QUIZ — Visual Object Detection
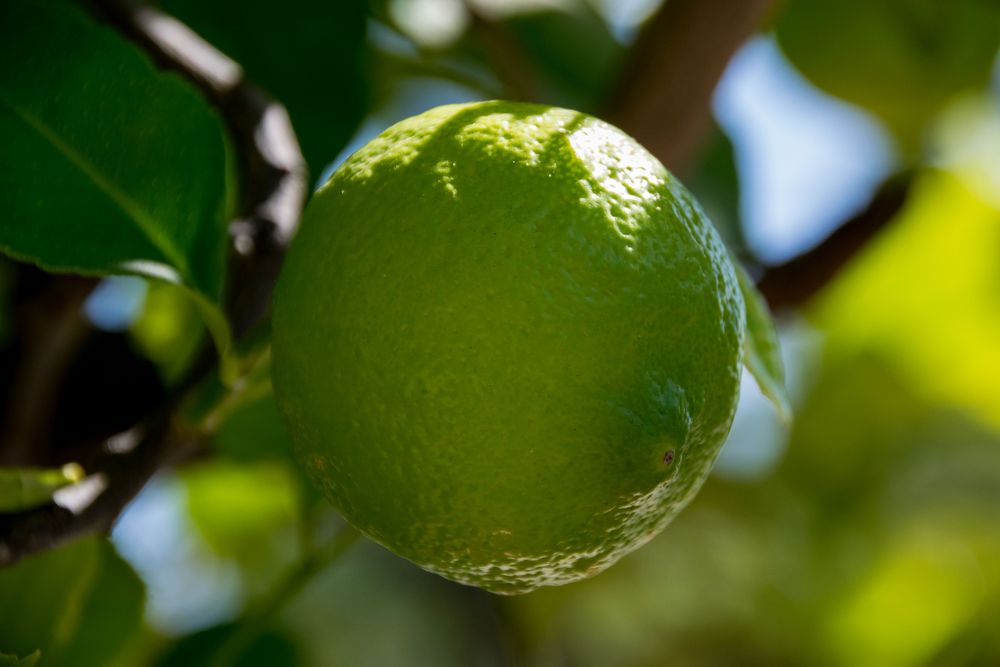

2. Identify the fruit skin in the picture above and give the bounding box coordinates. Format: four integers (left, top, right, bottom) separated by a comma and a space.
272, 101, 744, 594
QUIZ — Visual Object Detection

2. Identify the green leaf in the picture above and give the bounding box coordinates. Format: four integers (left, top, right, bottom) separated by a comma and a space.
0, 0, 234, 359
182, 460, 302, 579
0, 539, 101, 659
775, 0, 1000, 151
129, 280, 207, 385
734, 262, 791, 421
0, 651, 40, 667
154, 625, 300, 667
53, 541, 146, 667
161, 0, 367, 176
0, 464, 84, 511
0, 539, 145, 667
502, 6, 624, 112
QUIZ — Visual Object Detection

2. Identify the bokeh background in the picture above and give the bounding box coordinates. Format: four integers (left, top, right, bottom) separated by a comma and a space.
3, 0, 1000, 665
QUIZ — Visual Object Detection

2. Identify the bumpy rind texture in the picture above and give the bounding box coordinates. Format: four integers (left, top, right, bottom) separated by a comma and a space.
273, 101, 744, 594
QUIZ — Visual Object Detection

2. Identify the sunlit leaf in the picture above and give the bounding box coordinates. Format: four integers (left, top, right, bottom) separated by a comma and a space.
734, 262, 791, 422
129, 280, 207, 385
815, 170, 1000, 430
182, 460, 303, 589
826, 525, 984, 667
0, 0, 234, 359
0, 463, 84, 511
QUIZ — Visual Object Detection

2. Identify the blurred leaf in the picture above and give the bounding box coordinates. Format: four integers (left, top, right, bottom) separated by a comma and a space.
213, 392, 292, 463
778, 354, 925, 512
0, 539, 100, 658
0, 652, 40, 667
506, 481, 816, 666
0, 463, 83, 511
776, 0, 1000, 150
154, 624, 301, 667
502, 6, 624, 111
0, 0, 234, 356
51, 541, 147, 667
735, 262, 791, 421
130, 280, 207, 385
814, 170, 1000, 431
160, 0, 368, 175
182, 460, 302, 587
206, 388, 323, 504
825, 525, 984, 667
685, 126, 746, 256
0, 538, 145, 666
283, 540, 499, 667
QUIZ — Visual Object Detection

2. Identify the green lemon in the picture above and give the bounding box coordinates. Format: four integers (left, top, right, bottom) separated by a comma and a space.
272, 101, 745, 594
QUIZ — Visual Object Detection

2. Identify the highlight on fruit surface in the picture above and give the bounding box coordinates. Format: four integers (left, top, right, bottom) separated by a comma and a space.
271, 100, 787, 594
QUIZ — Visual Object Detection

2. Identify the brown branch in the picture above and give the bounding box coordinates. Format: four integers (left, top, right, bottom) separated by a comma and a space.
756, 171, 914, 311
0, 0, 306, 567
605, 0, 909, 310
0, 275, 96, 466
608, 0, 777, 175
90, 0, 308, 336
0, 410, 195, 566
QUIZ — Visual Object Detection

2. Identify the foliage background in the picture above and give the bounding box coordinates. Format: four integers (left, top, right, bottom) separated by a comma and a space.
2, 0, 1000, 665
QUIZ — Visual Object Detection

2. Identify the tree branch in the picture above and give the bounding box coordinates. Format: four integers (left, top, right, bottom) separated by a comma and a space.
756, 172, 913, 311
606, 0, 909, 309
608, 0, 777, 175
0, 274, 96, 466
0, 411, 193, 566
0, 0, 306, 567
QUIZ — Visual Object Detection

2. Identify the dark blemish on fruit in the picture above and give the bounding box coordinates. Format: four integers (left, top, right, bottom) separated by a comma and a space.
662, 450, 675, 466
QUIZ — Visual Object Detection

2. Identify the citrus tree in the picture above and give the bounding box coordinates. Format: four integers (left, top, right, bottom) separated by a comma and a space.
2, 0, 1000, 665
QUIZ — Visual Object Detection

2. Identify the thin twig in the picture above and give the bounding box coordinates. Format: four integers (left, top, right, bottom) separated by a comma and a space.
0, 411, 190, 566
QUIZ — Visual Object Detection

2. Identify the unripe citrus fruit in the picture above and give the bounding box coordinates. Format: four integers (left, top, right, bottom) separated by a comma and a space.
272, 101, 745, 594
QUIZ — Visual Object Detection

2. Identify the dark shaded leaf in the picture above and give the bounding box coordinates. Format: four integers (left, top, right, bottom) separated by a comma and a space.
154, 624, 301, 667
160, 0, 368, 176
504, 7, 624, 112
0, 651, 40, 667
53, 540, 146, 667
685, 125, 746, 256
776, 0, 1000, 149
0, 539, 100, 658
